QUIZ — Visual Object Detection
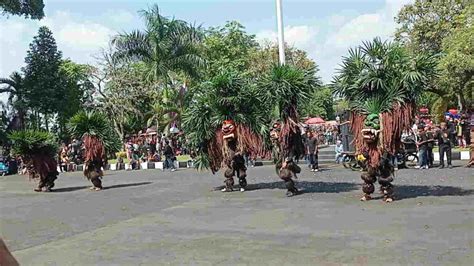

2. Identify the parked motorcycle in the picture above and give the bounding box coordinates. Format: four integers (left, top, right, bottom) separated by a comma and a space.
395, 136, 419, 169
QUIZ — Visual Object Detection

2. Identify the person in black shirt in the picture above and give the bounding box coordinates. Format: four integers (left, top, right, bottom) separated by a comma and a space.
416, 127, 429, 169
163, 141, 176, 172
304, 130, 319, 172
425, 125, 435, 167
435, 122, 454, 168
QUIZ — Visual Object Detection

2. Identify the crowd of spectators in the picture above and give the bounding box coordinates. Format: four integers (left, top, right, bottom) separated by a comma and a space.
123, 132, 195, 171
412, 113, 471, 169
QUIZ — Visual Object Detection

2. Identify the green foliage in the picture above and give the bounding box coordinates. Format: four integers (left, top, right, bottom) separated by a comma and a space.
203, 21, 258, 76
300, 86, 335, 120
9, 129, 57, 157
23, 26, 63, 122
333, 38, 437, 114
183, 70, 267, 147
0, 71, 27, 130
259, 64, 320, 121
56, 60, 95, 135
247, 44, 317, 77
438, 4, 474, 110
67, 111, 121, 153
0, 105, 8, 147
112, 4, 205, 84
395, 0, 466, 54
0, 0, 45, 19
395, 0, 472, 111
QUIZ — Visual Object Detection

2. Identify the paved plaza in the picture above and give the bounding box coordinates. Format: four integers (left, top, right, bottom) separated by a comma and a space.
0, 163, 473, 265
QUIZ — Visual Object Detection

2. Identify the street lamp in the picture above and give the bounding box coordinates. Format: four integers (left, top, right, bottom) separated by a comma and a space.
276, 0, 285, 65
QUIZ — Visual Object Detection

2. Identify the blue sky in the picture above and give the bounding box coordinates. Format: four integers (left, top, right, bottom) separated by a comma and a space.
0, 0, 412, 102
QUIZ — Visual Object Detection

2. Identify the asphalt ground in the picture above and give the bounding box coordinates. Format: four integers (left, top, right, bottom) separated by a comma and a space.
0, 162, 473, 265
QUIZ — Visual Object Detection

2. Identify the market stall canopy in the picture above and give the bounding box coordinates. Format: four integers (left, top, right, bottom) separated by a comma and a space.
305, 117, 325, 125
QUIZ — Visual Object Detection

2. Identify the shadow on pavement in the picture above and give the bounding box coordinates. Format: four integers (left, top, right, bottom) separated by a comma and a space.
395, 184, 474, 200
53, 186, 89, 192
213, 181, 474, 200
103, 182, 153, 190
251, 180, 359, 194
213, 180, 359, 194
52, 182, 153, 192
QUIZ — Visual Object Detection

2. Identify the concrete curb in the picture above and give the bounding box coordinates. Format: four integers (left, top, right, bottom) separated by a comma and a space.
58, 150, 470, 173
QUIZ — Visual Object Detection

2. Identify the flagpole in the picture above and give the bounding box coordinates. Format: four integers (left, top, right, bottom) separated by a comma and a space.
276, 0, 285, 65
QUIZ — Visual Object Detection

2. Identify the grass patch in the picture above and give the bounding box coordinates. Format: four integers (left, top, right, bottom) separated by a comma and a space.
432, 147, 470, 152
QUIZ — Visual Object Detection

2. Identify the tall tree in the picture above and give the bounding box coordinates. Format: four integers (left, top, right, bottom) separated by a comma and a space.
112, 4, 205, 85
203, 21, 258, 77
248, 43, 317, 77
1, 0, 45, 19
56, 60, 95, 136
395, 0, 471, 112
438, 4, 474, 110
22, 26, 63, 130
395, 0, 466, 54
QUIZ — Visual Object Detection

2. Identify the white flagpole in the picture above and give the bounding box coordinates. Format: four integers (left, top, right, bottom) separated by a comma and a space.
276, 0, 285, 65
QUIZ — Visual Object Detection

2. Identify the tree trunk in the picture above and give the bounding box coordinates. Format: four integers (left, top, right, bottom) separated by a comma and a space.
456, 90, 466, 112
18, 109, 25, 129
36, 111, 41, 130
45, 113, 49, 131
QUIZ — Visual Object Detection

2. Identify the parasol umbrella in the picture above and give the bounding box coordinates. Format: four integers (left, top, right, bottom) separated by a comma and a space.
305, 117, 325, 125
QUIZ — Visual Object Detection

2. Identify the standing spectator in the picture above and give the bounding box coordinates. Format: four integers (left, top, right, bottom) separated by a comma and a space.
60, 147, 69, 172
163, 141, 176, 172
416, 127, 429, 169
304, 130, 319, 172
425, 125, 435, 168
457, 117, 467, 148
126, 139, 133, 161
335, 140, 344, 163
435, 122, 454, 169
447, 116, 456, 146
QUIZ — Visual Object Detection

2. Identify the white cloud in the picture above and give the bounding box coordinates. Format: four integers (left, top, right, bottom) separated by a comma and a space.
257, 25, 319, 51
104, 9, 135, 25
256, 0, 413, 83
0, 10, 127, 103
37, 11, 114, 61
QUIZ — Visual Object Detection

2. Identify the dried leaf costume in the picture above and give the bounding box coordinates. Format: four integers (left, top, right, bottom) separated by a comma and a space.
68, 111, 120, 191
183, 71, 268, 192
333, 38, 437, 202
9, 130, 59, 192
262, 65, 320, 196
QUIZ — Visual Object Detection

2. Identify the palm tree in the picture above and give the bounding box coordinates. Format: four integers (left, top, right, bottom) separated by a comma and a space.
332, 38, 437, 202
332, 38, 437, 154
9, 130, 58, 192
68, 111, 120, 191
182, 70, 268, 171
259, 64, 320, 163
111, 4, 205, 84
0, 71, 27, 129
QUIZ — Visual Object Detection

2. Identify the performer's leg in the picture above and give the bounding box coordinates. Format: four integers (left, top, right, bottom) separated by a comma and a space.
378, 174, 394, 202
44, 172, 57, 192
360, 170, 376, 201
284, 178, 298, 197
35, 177, 46, 192
91, 177, 102, 190
280, 168, 298, 197
222, 168, 234, 192
238, 169, 247, 192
